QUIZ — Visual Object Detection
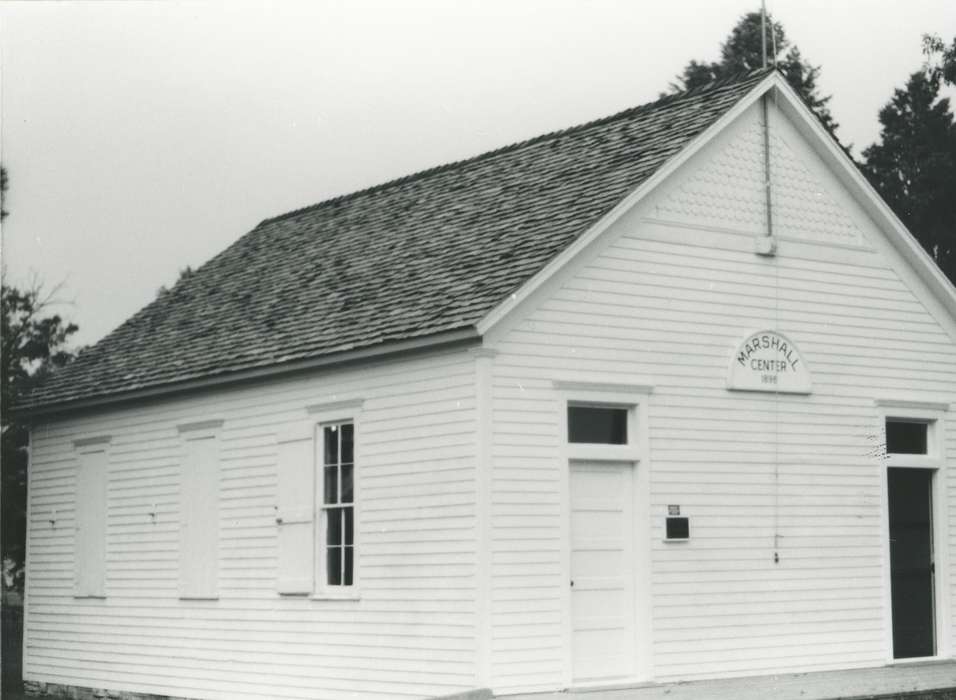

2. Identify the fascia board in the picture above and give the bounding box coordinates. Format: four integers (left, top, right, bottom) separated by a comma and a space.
16, 327, 480, 419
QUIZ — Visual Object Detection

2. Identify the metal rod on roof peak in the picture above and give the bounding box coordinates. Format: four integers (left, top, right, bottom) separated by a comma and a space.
761, 0, 768, 69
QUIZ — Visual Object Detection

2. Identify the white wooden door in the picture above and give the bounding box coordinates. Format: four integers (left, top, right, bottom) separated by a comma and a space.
570, 461, 636, 682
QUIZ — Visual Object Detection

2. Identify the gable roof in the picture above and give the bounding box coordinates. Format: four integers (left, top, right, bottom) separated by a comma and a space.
20, 69, 774, 413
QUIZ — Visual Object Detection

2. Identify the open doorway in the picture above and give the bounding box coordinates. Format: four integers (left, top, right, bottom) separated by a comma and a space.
887, 467, 936, 659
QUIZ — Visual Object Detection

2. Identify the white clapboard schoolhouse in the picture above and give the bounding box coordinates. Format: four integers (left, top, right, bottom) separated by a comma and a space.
17, 69, 956, 700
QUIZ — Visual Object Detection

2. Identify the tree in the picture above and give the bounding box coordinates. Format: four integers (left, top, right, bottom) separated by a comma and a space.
670, 11, 838, 135
1, 167, 80, 593
922, 34, 956, 86
861, 39, 956, 285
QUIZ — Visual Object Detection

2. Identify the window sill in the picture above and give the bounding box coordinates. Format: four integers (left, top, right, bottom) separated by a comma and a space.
567, 444, 641, 462
73, 594, 106, 600
311, 591, 360, 601
179, 596, 219, 601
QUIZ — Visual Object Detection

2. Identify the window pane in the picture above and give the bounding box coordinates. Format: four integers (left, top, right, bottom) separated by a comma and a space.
887, 420, 928, 455
344, 547, 353, 586
341, 423, 354, 463
324, 425, 339, 465
326, 508, 342, 546
344, 507, 353, 546
327, 546, 342, 585
568, 406, 628, 444
341, 463, 353, 503
323, 466, 338, 504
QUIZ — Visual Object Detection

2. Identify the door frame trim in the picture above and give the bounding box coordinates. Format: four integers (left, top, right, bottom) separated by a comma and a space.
877, 401, 951, 662
556, 383, 653, 688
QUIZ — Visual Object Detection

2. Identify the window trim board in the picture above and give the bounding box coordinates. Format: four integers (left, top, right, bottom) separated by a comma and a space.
312, 405, 362, 600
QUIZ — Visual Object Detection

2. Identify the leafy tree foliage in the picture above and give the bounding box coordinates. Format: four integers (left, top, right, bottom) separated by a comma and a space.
922, 34, 956, 86
1, 168, 79, 592
861, 38, 956, 285
670, 11, 837, 134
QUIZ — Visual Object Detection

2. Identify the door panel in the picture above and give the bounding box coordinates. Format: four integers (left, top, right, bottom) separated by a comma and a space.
570, 461, 635, 681
888, 467, 936, 659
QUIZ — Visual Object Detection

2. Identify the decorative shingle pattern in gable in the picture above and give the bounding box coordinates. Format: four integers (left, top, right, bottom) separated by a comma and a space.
22, 70, 770, 410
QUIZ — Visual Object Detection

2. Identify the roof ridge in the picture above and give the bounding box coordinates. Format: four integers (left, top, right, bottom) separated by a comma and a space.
259, 67, 774, 227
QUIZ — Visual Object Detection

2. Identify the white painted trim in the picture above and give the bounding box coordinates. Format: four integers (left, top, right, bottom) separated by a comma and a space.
475, 73, 780, 337
876, 402, 951, 662
22, 429, 33, 678
309, 590, 361, 602
306, 398, 365, 417
313, 408, 363, 600
473, 350, 495, 687
468, 346, 499, 359
876, 399, 951, 413
277, 420, 313, 444
633, 398, 653, 682
555, 382, 653, 684
176, 418, 225, 434
73, 442, 110, 598
640, 216, 877, 252
177, 425, 222, 600
20, 327, 479, 417
558, 388, 655, 407
73, 435, 111, 451
567, 443, 641, 462
552, 378, 654, 395
557, 392, 573, 689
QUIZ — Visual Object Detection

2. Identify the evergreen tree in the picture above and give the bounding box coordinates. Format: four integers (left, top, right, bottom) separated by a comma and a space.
862, 40, 956, 285
671, 11, 837, 134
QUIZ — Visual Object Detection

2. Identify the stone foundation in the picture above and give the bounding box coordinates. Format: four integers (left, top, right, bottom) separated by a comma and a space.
23, 680, 190, 700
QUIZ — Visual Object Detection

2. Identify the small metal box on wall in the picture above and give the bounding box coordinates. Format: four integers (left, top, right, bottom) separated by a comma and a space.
666, 505, 689, 541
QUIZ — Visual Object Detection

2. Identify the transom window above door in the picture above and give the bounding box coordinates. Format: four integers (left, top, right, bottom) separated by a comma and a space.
568, 405, 628, 445
886, 419, 929, 456
553, 380, 651, 463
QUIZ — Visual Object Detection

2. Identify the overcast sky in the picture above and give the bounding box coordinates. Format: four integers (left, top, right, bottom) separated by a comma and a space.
3, 0, 955, 348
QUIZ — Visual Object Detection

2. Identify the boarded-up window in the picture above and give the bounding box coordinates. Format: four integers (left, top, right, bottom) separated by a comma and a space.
74, 442, 109, 597
179, 432, 220, 599
276, 425, 314, 594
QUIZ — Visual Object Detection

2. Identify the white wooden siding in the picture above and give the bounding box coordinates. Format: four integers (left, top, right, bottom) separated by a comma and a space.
25, 349, 479, 700
485, 102, 956, 693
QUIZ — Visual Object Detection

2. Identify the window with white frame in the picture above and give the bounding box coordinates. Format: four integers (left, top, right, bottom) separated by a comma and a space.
556, 383, 647, 463
320, 422, 354, 587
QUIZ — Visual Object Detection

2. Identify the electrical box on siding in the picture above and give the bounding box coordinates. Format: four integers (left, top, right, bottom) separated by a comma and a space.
665, 517, 690, 541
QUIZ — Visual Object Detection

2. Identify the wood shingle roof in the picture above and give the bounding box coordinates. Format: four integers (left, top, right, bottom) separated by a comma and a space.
22, 70, 771, 412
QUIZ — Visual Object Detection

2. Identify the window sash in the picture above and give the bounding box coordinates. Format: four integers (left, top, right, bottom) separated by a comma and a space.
320, 422, 355, 588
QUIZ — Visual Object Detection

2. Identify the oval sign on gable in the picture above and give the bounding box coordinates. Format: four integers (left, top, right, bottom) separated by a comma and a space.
728, 330, 812, 394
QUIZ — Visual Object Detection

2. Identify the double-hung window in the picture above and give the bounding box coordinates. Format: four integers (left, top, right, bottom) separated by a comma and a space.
320, 422, 355, 587
276, 401, 361, 598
